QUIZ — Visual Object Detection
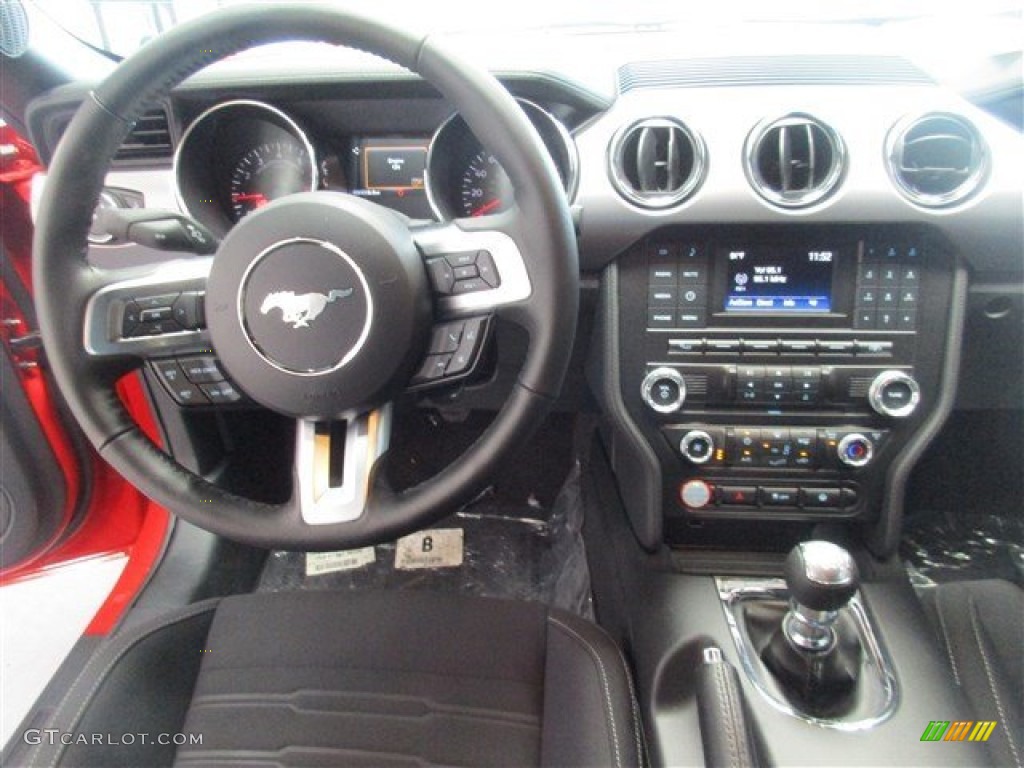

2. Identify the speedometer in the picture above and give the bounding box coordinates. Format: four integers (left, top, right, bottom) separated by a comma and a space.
426, 100, 578, 221
459, 151, 513, 218
229, 140, 313, 221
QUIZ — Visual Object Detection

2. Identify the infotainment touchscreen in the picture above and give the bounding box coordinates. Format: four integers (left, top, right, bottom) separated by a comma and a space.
721, 245, 837, 313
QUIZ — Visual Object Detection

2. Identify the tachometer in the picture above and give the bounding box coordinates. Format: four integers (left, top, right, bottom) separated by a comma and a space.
229, 140, 313, 221
175, 100, 318, 236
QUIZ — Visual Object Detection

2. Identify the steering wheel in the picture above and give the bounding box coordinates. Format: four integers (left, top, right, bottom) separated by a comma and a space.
33, 5, 578, 550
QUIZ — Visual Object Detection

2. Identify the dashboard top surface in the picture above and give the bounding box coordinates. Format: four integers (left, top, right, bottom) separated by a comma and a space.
25, 25, 1024, 275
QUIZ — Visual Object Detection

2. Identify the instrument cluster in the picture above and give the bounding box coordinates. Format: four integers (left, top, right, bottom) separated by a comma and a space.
174, 98, 578, 236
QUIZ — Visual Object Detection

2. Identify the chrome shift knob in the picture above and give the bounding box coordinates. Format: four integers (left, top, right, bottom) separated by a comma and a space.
782, 541, 859, 652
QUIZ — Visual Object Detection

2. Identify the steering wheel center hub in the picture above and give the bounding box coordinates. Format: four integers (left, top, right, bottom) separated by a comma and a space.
206, 192, 431, 418
241, 238, 372, 374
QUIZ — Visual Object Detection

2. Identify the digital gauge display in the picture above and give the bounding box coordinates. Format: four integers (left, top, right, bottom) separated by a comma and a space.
350, 137, 432, 219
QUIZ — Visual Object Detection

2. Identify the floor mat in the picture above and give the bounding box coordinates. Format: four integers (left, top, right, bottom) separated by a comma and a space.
258, 465, 594, 618
900, 509, 1024, 586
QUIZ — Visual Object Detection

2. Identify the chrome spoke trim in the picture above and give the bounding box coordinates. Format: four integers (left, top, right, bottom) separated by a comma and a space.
295, 404, 392, 526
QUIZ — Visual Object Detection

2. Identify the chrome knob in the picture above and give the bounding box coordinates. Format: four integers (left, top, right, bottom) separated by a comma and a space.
868, 370, 920, 419
837, 433, 873, 468
679, 430, 715, 464
641, 367, 686, 414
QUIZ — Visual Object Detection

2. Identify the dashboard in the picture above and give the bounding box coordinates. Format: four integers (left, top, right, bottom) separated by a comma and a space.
24, 34, 1024, 553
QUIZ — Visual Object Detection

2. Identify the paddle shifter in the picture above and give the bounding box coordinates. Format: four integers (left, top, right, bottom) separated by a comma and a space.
760, 541, 862, 716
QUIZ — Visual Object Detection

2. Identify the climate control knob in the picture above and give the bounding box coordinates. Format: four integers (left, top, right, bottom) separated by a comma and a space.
680, 430, 715, 464
868, 370, 921, 418
837, 433, 874, 468
641, 367, 686, 414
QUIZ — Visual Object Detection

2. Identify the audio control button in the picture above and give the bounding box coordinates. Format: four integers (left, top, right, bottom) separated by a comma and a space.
780, 339, 816, 356
818, 340, 855, 356
868, 370, 921, 418
706, 339, 741, 354
668, 338, 704, 355
742, 338, 779, 355
855, 340, 894, 358
641, 368, 686, 413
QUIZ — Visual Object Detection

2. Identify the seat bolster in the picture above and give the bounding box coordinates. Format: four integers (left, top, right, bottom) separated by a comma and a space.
933, 580, 1023, 768
541, 609, 645, 768
15, 598, 220, 768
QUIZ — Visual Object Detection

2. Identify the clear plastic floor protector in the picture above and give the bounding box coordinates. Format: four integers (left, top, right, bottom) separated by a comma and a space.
258, 464, 594, 619
901, 509, 1024, 587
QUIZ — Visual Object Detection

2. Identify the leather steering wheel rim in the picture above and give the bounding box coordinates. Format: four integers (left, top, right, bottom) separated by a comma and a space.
33, 4, 578, 550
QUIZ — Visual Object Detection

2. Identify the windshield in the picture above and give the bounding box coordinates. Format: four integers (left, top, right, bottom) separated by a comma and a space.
21, 0, 1024, 92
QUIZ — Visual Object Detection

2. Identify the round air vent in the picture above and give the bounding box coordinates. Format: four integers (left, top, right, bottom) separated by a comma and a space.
744, 114, 845, 208
608, 118, 706, 209
886, 113, 987, 208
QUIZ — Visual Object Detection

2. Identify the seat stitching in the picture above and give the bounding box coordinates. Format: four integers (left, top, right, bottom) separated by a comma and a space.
615, 645, 645, 768
968, 596, 1022, 767
188, 690, 540, 726
198, 659, 541, 686
35, 600, 218, 768
934, 591, 961, 685
548, 616, 623, 768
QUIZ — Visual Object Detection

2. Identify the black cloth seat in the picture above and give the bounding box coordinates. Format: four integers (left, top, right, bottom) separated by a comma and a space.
925, 579, 1023, 768
16, 590, 643, 768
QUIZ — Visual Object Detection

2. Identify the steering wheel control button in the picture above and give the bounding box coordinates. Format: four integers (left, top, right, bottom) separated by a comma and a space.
179, 355, 224, 383
680, 479, 714, 510
868, 370, 921, 418
430, 323, 463, 355
171, 292, 206, 330
152, 359, 186, 387
122, 294, 186, 337
641, 367, 686, 413
426, 257, 455, 294
121, 302, 142, 336
413, 354, 452, 383
200, 381, 243, 404
427, 251, 502, 296
412, 316, 490, 385
680, 430, 715, 464
837, 433, 874, 467
475, 251, 500, 288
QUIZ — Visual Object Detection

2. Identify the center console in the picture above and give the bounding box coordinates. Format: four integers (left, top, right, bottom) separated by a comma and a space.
605, 225, 960, 549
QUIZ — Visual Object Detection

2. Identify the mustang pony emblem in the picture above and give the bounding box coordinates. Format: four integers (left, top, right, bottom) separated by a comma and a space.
260, 288, 354, 329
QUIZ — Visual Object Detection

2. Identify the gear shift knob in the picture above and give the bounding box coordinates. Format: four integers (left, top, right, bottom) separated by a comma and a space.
782, 541, 859, 653
784, 540, 859, 612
